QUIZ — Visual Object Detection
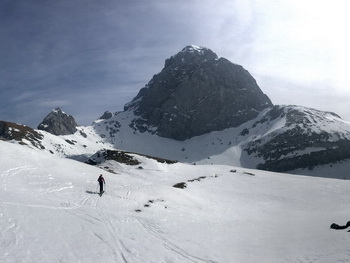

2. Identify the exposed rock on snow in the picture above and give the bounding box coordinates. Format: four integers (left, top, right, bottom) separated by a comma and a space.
86, 149, 177, 172
0, 120, 44, 149
330, 221, 350, 230
86, 149, 141, 166
38, 108, 78, 135
98, 111, 113, 120
242, 105, 350, 173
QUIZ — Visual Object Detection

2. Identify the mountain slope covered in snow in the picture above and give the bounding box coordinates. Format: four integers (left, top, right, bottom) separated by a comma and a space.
90, 104, 350, 178
1, 140, 350, 262
2, 101, 350, 179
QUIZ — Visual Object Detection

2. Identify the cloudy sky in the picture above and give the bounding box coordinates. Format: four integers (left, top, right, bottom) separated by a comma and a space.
1, 0, 350, 128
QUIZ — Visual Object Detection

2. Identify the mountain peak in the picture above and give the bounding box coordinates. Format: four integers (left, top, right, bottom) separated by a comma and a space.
124, 46, 273, 140
53, 107, 64, 114
37, 108, 78, 136
181, 45, 210, 54
167, 45, 218, 65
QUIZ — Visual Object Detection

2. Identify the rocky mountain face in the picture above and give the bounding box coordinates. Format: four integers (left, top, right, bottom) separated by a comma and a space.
89, 46, 350, 176
91, 105, 350, 178
125, 45, 273, 140
241, 105, 350, 173
0, 121, 44, 149
37, 108, 78, 135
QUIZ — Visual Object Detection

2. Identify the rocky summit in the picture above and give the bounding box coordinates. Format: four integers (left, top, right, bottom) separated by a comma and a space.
37, 108, 78, 135
125, 45, 273, 140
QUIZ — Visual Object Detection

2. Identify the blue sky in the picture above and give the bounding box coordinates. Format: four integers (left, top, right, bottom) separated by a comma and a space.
1, 0, 350, 128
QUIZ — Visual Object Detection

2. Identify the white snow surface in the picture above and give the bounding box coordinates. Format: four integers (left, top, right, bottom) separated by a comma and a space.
1, 140, 350, 263
183, 45, 206, 53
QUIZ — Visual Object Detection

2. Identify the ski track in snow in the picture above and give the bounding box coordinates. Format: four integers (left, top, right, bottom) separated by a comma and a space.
2, 194, 92, 211
2, 141, 350, 262
61, 180, 218, 263
0, 212, 21, 255
2, 166, 38, 177
136, 217, 218, 263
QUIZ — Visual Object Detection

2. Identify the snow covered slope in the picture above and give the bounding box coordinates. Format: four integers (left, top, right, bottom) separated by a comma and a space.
241, 105, 350, 175
1, 140, 350, 262
90, 105, 350, 178
0, 120, 115, 161
3, 104, 350, 178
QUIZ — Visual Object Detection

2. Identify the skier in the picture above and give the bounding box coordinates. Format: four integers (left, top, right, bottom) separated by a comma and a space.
97, 174, 105, 194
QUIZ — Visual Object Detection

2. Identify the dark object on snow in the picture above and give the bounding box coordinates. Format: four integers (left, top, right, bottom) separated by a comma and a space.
98, 111, 113, 120
97, 174, 105, 194
173, 182, 187, 189
188, 176, 206, 182
86, 149, 177, 166
330, 221, 350, 230
86, 191, 100, 195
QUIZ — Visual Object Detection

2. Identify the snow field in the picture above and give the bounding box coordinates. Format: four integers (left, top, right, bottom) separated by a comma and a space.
1, 141, 350, 262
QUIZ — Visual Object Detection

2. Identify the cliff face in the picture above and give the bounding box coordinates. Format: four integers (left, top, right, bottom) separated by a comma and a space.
125, 45, 273, 140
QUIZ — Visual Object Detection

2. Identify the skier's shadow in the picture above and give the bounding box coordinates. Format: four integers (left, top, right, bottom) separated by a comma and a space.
86, 190, 99, 195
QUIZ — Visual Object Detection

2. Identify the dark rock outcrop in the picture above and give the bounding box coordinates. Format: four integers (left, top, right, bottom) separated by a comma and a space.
38, 108, 77, 135
330, 221, 350, 230
86, 149, 141, 166
0, 121, 44, 148
98, 111, 113, 120
125, 45, 273, 140
86, 149, 177, 170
